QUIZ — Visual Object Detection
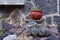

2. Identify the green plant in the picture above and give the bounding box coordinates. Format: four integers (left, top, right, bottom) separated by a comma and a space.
30, 6, 42, 20
0, 29, 7, 36
0, 16, 2, 19
31, 6, 41, 10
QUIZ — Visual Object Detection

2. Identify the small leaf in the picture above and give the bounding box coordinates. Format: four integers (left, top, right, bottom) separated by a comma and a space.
31, 6, 41, 10
0, 16, 2, 19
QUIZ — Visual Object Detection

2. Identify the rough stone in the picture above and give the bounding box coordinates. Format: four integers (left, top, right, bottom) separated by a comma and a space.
46, 17, 52, 24
44, 30, 52, 37
16, 36, 33, 40
3, 35, 17, 40
32, 37, 40, 40
22, 2, 33, 15
40, 37, 48, 40
35, 18, 44, 24
0, 19, 2, 30
0, 0, 59, 40
49, 28, 58, 35
26, 24, 49, 37
54, 16, 60, 25
0, 0, 25, 5
48, 24, 59, 35
35, 0, 57, 15
47, 34, 59, 40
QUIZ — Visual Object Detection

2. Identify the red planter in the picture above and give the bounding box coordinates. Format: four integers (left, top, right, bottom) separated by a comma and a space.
30, 10, 42, 20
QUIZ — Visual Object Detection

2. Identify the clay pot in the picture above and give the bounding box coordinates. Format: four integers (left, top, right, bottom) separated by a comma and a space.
30, 10, 42, 20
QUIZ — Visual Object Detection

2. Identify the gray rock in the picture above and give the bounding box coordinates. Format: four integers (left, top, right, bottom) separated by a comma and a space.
48, 24, 59, 35
9, 28, 16, 33
54, 16, 60, 25
33, 37, 40, 40
47, 34, 59, 40
49, 28, 59, 35
2, 21, 16, 31
35, 0, 57, 15
0, 19, 2, 30
26, 24, 47, 37
27, 0, 31, 1
44, 30, 52, 37
35, 18, 44, 24
16, 36, 33, 40
22, 2, 33, 15
0, 0, 25, 5
3, 35, 17, 40
40, 37, 48, 40
27, 36, 33, 40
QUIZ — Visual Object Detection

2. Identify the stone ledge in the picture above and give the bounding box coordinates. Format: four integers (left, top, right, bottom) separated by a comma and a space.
0, 0, 26, 5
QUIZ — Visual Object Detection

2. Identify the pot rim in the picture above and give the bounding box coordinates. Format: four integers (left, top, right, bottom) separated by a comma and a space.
31, 10, 42, 12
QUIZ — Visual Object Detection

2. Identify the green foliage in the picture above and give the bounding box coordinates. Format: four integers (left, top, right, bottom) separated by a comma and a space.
31, 7, 39, 10
0, 16, 2, 19
31, 6, 41, 10
0, 29, 6, 36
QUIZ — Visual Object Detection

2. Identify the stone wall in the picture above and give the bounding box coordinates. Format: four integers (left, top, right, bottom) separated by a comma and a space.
25, 0, 60, 25
35, 0, 59, 25
0, 0, 60, 29
35, 0, 57, 15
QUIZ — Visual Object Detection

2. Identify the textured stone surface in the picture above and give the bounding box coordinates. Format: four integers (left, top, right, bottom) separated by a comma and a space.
35, 0, 57, 15
0, 19, 2, 30
0, 0, 25, 5
24, 0, 59, 25
0, 0, 59, 40
54, 16, 60, 25
3, 35, 17, 40
26, 24, 52, 37
22, 2, 33, 15
46, 17, 52, 24
47, 34, 59, 40
40, 37, 48, 40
